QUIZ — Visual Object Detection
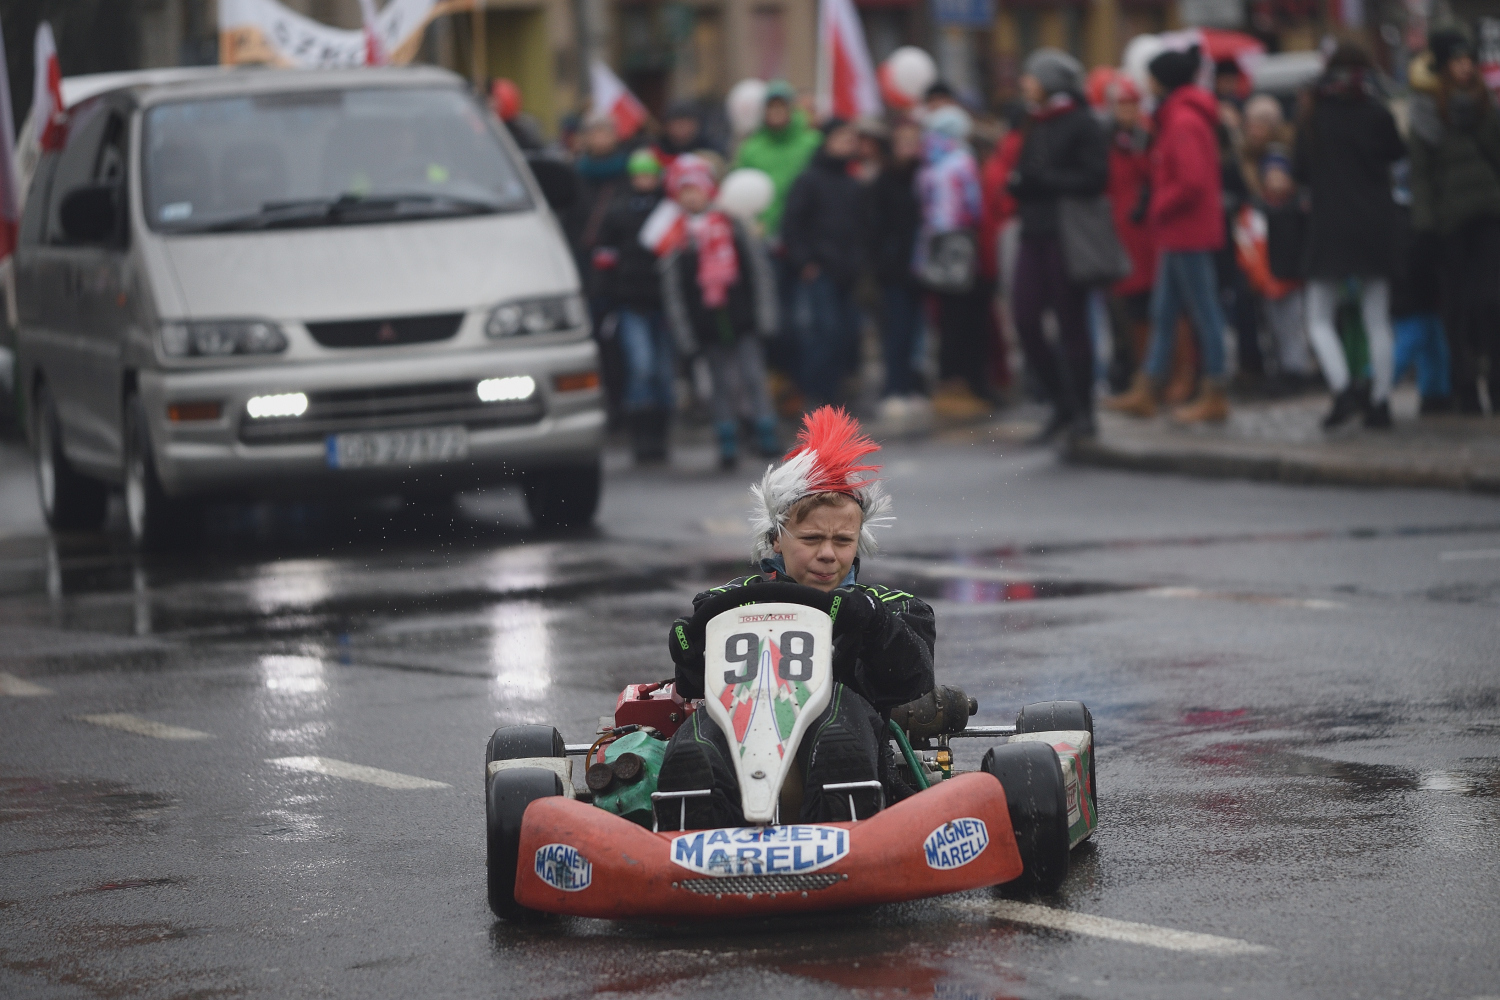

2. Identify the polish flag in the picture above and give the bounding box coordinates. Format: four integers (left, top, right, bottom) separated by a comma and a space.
358, 0, 387, 65
638, 198, 687, 256
590, 59, 647, 139
32, 22, 65, 152
815, 0, 880, 121
0, 16, 20, 259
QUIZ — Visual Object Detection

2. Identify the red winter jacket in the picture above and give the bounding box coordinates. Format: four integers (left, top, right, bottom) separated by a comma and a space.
1107, 123, 1157, 296
1148, 86, 1225, 253
978, 130, 1023, 281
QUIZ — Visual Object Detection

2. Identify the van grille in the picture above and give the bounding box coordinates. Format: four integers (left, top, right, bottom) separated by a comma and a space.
238, 379, 544, 444
305, 313, 464, 348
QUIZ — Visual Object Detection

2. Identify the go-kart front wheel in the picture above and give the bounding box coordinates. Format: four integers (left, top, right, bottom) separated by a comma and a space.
981, 741, 1070, 895
1016, 700, 1096, 820
487, 767, 564, 919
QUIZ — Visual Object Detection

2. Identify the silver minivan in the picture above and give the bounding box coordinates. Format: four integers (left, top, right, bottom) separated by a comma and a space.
15, 66, 603, 548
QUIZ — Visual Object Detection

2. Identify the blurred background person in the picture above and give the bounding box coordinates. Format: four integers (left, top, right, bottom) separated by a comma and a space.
782, 119, 868, 409
593, 150, 675, 463
1293, 41, 1406, 430
870, 118, 928, 422
1109, 45, 1231, 424
1390, 159, 1453, 415
1237, 148, 1315, 388
1408, 28, 1500, 417
1102, 74, 1157, 394
659, 156, 780, 469
654, 99, 718, 166
919, 104, 987, 418
1006, 49, 1109, 442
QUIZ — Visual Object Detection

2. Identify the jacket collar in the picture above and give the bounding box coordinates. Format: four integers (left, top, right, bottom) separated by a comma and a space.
758, 554, 859, 586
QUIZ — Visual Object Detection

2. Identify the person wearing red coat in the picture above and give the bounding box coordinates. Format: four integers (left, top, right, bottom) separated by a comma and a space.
979, 127, 1024, 391
1110, 45, 1232, 423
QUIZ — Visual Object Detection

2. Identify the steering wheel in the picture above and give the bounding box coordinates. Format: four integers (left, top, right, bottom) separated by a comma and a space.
691, 581, 835, 628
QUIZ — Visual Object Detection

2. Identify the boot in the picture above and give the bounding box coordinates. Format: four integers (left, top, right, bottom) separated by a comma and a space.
1321, 384, 1364, 429
1164, 321, 1198, 405
643, 409, 671, 462
1027, 406, 1074, 446
1172, 377, 1229, 424
628, 411, 655, 463
1363, 398, 1393, 429
1104, 372, 1160, 419
754, 416, 780, 458
715, 421, 738, 471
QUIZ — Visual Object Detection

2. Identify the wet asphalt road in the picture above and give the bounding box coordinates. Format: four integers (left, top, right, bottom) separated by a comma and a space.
1, 432, 1498, 1000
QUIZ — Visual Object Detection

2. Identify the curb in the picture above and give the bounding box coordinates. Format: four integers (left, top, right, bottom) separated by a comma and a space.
1065, 437, 1500, 495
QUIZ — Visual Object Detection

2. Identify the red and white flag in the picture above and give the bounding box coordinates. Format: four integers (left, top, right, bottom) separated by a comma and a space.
357, 0, 387, 65
0, 16, 21, 259
815, 0, 879, 121
32, 22, 65, 152
638, 198, 686, 256
590, 59, 647, 139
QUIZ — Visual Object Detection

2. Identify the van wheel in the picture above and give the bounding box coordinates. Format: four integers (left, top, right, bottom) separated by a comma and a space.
523, 461, 600, 529
124, 394, 200, 551
33, 384, 107, 532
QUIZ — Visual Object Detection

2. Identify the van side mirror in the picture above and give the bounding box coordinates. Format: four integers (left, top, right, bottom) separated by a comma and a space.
526, 156, 577, 212
59, 184, 121, 244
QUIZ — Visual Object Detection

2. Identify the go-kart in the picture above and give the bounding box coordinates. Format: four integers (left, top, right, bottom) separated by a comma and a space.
483, 583, 1097, 920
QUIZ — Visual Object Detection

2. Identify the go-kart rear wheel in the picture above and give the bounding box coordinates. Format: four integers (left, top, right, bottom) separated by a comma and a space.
487, 767, 564, 919
1016, 700, 1096, 820
981, 741, 1070, 895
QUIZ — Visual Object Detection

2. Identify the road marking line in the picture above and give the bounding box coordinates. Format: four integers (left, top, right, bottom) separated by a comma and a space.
1146, 586, 1342, 610
951, 899, 1271, 955
1440, 548, 1500, 562
77, 713, 211, 740
268, 756, 450, 790
0, 672, 52, 696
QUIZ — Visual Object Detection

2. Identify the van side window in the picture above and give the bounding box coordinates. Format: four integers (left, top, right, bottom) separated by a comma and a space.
44, 98, 111, 246
18, 154, 57, 249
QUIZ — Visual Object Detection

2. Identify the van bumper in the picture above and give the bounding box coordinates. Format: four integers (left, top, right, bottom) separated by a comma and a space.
137, 341, 605, 500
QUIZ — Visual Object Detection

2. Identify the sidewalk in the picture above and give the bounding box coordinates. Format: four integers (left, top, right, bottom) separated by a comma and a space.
1062, 387, 1500, 494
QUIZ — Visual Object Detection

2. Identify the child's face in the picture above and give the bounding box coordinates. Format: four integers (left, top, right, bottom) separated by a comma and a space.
676, 184, 711, 214
1263, 165, 1292, 204
631, 171, 660, 193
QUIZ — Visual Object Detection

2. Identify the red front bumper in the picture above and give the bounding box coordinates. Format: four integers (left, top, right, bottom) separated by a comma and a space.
514, 772, 1023, 918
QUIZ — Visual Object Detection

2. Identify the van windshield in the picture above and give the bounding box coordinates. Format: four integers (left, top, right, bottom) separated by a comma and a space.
142, 86, 533, 233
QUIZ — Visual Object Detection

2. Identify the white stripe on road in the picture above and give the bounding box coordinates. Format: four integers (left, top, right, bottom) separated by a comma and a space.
77, 713, 211, 740
1146, 586, 1343, 610
268, 756, 450, 790
0, 672, 52, 696
1440, 548, 1500, 562
951, 899, 1271, 955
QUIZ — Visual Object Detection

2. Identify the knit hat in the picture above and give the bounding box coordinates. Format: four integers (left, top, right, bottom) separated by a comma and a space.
628, 148, 663, 176
750, 407, 893, 560
1025, 48, 1085, 97
924, 104, 972, 140
1149, 45, 1202, 92
765, 80, 797, 105
666, 153, 717, 198
1428, 28, 1473, 73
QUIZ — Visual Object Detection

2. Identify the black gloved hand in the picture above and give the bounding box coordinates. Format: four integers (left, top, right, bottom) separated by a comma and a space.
668, 615, 706, 698
830, 586, 882, 643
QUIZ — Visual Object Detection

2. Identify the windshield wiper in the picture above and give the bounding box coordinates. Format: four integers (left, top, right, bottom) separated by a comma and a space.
183, 192, 503, 233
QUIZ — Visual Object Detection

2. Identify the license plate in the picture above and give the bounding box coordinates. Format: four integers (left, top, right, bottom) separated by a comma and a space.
326, 426, 468, 469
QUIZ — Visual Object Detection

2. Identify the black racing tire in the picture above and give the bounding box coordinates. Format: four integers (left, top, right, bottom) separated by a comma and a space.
124, 393, 201, 552
486, 724, 566, 769
33, 384, 108, 532
1016, 700, 1096, 820
523, 460, 601, 529
486, 766, 564, 919
981, 741, 1071, 895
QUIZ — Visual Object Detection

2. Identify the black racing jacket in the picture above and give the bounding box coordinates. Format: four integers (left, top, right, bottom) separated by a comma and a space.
669, 568, 936, 714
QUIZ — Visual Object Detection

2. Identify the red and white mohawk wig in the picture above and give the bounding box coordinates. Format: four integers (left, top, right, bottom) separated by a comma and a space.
750, 406, 894, 560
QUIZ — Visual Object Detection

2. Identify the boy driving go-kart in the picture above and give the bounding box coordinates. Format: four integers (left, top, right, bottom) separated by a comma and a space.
658, 407, 935, 828
481, 407, 1099, 920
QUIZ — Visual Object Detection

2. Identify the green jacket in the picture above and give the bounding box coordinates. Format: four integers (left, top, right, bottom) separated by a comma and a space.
1408, 89, 1500, 234
732, 111, 823, 239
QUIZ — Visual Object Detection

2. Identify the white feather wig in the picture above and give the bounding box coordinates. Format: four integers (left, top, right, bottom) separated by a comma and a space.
749, 407, 894, 560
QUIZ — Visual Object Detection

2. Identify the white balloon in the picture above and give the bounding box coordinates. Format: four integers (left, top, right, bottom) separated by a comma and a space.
726, 79, 768, 138
885, 47, 937, 101
716, 168, 775, 220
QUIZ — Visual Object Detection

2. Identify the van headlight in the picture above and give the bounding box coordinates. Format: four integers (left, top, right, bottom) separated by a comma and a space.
484, 294, 587, 339
160, 320, 288, 358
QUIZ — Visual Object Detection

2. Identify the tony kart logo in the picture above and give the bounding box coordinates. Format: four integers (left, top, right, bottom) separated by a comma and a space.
924, 818, 989, 870
671, 825, 848, 876
534, 843, 592, 891
737, 612, 798, 623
